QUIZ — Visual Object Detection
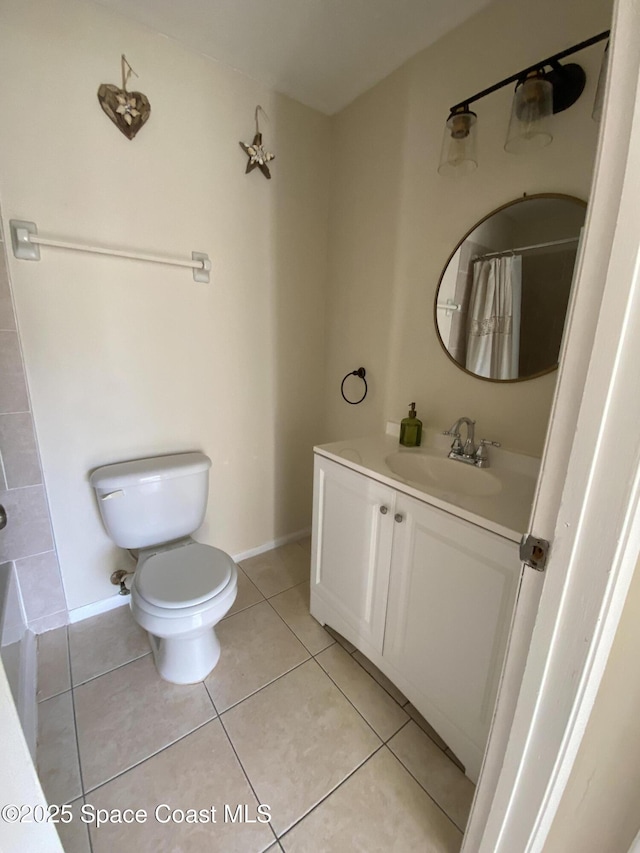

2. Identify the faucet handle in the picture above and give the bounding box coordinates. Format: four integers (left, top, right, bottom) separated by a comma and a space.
474, 439, 501, 463
443, 430, 463, 454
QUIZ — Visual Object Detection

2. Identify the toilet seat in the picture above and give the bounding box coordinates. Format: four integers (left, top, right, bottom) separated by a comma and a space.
136, 542, 235, 609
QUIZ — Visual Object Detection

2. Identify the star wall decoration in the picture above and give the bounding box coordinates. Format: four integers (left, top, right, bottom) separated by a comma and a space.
239, 107, 275, 179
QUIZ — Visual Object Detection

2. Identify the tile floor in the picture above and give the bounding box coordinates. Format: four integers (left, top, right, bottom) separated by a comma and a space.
36, 537, 474, 852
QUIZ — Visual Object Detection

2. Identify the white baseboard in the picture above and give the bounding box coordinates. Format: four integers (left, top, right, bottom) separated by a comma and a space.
68, 592, 130, 624
68, 528, 311, 625
231, 527, 311, 563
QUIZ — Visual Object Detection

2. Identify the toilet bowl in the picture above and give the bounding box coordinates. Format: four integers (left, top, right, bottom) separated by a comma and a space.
90, 452, 238, 684
131, 539, 238, 684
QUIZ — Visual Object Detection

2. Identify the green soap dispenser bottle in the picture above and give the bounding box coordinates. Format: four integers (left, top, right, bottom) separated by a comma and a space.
400, 402, 422, 447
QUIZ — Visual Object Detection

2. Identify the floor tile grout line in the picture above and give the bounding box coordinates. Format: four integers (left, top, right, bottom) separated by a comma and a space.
79, 714, 218, 798
346, 649, 411, 711
310, 638, 455, 758
263, 593, 336, 658
383, 740, 468, 835
37, 685, 74, 704
202, 676, 217, 713
212, 689, 280, 849
70, 649, 153, 690
209, 686, 286, 851
309, 656, 397, 746
63, 625, 89, 813
61, 793, 94, 853
237, 564, 266, 598
324, 638, 452, 756
36, 631, 92, 849
222, 595, 267, 624
80, 791, 95, 853
386, 717, 412, 743
260, 595, 417, 745
392, 722, 469, 821
222, 597, 265, 621
336, 636, 456, 759
203, 679, 216, 713
264, 578, 308, 600
308, 645, 415, 741
275, 744, 385, 842
247, 594, 311, 654
406, 710, 451, 756
237, 558, 308, 601
223, 566, 266, 619
217, 655, 313, 716
210, 654, 409, 839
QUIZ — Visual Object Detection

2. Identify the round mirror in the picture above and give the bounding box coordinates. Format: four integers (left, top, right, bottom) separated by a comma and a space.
434, 194, 586, 382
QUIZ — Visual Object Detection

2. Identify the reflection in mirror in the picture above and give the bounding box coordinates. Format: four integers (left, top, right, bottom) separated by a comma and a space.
435, 195, 586, 382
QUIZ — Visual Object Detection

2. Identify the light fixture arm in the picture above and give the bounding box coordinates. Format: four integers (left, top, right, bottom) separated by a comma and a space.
448, 30, 609, 115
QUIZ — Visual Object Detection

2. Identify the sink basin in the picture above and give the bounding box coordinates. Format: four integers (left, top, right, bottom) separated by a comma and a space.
385, 452, 502, 497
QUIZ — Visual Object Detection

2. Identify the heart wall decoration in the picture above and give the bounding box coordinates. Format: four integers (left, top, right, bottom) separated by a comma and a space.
97, 55, 151, 140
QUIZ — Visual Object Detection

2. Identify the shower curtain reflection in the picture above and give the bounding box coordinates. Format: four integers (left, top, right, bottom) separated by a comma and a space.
466, 255, 522, 380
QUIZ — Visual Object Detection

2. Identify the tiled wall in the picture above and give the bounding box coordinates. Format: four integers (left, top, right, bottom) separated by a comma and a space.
0, 227, 68, 632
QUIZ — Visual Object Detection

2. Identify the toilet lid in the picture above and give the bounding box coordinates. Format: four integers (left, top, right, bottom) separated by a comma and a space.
136, 544, 235, 609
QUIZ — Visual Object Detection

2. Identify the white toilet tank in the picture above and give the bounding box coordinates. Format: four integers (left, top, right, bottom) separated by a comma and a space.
90, 452, 212, 549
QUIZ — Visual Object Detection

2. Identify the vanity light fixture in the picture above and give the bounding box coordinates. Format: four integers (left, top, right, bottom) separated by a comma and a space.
504, 70, 554, 153
438, 30, 610, 176
437, 106, 478, 176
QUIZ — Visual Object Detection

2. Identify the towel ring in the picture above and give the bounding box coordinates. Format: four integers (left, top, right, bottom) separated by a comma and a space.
341, 367, 368, 405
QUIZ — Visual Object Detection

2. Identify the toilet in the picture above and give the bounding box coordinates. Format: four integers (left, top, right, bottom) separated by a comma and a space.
90, 452, 238, 684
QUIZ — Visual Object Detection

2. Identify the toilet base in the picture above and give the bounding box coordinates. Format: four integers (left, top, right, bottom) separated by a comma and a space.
148, 628, 221, 684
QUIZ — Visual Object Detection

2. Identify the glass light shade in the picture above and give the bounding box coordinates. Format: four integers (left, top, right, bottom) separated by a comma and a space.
592, 41, 609, 122
504, 76, 553, 153
438, 110, 478, 177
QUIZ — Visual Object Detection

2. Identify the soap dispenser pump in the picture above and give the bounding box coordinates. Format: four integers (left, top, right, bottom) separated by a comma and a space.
400, 403, 422, 447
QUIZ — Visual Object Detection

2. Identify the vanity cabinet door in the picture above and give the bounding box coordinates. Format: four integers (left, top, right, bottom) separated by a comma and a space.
310, 456, 396, 653
384, 492, 519, 775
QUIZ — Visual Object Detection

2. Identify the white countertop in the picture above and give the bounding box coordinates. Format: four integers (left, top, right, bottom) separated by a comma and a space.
314, 428, 540, 543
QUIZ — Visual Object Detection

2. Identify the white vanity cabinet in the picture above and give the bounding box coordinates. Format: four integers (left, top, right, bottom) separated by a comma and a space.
310, 454, 396, 652
310, 453, 520, 782
383, 490, 519, 776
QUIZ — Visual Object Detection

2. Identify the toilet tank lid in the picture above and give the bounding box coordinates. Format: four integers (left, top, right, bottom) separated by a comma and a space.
90, 452, 212, 490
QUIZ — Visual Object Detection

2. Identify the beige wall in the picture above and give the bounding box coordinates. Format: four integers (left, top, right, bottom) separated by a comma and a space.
0, 0, 330, 610
324, 0, 612, 455
544, 555, 640, 852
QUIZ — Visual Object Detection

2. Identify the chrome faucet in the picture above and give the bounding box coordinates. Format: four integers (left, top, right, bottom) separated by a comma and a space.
445, 417, 476, 456
443, 417, 500, 468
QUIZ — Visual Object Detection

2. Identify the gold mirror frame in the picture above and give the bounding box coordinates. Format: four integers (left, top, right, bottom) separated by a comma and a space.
433, 193, 587, 383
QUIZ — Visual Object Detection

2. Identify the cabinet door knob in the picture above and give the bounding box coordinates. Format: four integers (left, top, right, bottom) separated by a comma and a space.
394, 513, 404, 523
379, 505, 388, 514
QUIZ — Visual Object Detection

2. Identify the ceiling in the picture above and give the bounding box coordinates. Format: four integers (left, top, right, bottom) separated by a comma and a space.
96, 0, 492, 114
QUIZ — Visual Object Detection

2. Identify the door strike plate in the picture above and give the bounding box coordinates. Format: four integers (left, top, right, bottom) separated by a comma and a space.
520, 534, 550, 572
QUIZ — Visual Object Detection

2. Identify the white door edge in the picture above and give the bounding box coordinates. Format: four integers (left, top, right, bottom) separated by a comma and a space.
465, 1, 640, 850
